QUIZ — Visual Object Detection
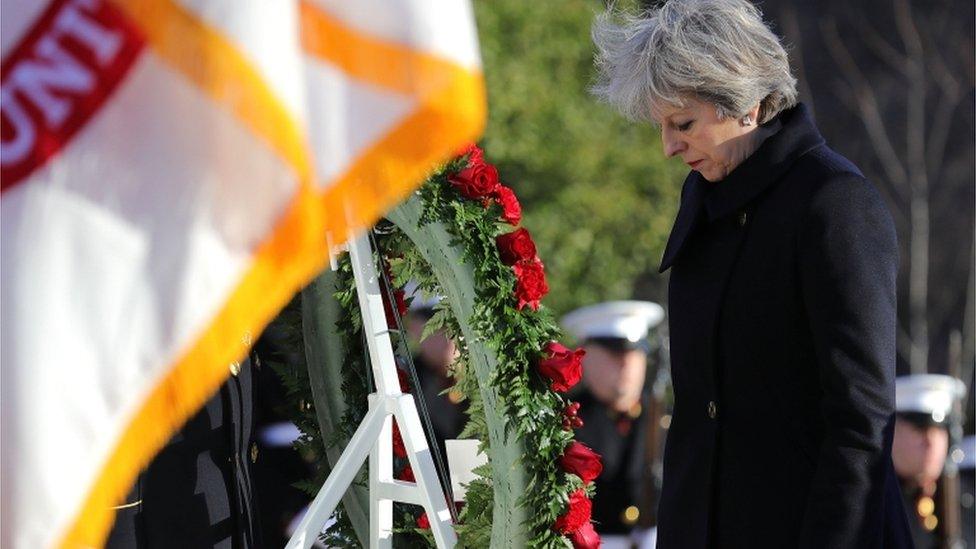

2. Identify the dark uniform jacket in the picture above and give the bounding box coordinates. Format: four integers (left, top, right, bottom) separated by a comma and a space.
106, 349, 262, 548
657, 104, 913, 548
574, 389, 649, 535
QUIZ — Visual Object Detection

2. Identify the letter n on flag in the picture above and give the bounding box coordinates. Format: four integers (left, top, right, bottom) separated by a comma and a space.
0, 0, 485, 546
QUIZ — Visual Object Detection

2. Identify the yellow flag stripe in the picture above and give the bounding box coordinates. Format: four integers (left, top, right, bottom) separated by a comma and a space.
115, 0, 313, 183
301, 1, 487, 232
300, 0, 465, 97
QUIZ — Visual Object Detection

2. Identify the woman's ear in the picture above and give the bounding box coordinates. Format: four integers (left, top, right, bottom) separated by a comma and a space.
743, 102, 762, 126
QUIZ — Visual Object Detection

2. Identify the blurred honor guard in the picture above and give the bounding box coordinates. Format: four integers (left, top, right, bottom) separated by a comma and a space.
404, 286, 465, 454
563, 301, 665, 549
892, 374, 967, 548
958, 435, 975, 549
106, 333, 264, 548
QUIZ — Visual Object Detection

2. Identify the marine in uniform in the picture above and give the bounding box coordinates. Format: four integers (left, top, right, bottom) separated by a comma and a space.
106, 333, 267, 548
958, 435, 975, 549
892, 374, 967, 549
404, 288, 465, 457
562, 301, 664, 549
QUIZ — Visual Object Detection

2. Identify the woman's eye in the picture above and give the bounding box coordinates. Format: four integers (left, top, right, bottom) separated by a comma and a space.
677, 121, 693, 131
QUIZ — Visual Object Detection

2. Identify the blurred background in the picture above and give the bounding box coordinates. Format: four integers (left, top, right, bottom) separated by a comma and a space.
473, 0, 975, 391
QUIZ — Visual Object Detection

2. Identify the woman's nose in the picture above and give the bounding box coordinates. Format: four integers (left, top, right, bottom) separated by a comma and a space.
662, 129, 685, 158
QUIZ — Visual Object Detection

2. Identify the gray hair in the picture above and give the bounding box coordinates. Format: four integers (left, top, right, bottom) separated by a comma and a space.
591, 0, 798, 124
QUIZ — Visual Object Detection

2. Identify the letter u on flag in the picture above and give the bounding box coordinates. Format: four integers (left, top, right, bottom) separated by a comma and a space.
0, 0, 485, 546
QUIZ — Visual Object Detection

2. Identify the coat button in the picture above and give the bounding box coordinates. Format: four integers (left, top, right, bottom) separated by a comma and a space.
737, 211, 748, 227
621, 505, 640, 525
250, 443, 259, 463
229, 361, 241, 376
707, 401, 718, 419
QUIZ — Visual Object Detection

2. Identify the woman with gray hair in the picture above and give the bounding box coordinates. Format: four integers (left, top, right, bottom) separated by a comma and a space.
592, 1, 912, 547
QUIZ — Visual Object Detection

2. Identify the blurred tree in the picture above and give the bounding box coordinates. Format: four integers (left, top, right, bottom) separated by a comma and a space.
765, 0, 974, 379
473, 0, 687, 316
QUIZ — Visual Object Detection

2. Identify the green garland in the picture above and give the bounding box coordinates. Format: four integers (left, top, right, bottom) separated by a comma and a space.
284, 146, 599, 547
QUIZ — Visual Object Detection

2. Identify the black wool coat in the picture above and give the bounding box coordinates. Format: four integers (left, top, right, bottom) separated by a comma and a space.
655, 104, 913, 548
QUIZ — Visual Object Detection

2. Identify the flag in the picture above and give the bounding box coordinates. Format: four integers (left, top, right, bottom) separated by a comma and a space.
0, 0, 485, 546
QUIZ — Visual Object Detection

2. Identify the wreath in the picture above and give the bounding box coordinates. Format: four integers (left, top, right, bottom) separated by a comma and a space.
279, 145, 602, 548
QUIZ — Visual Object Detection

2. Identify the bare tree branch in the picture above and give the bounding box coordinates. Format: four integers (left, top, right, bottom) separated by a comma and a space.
820, 17, 909, 189
854, 10, 911, 77
923, 13, 964, 185
894, 0, 931, 373
778, 5, 816, 117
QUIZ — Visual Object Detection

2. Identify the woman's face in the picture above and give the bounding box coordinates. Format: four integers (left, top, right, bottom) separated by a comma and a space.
652, 97, 761, 182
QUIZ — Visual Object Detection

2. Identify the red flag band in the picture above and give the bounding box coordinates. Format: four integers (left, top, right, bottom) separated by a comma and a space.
1, 0, 144, 192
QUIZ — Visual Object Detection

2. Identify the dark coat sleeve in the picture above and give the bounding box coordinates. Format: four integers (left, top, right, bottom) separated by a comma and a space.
796, 175, 899, 548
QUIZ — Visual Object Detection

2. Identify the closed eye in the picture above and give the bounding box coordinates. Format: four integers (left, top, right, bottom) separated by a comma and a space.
676, 120, 693, 132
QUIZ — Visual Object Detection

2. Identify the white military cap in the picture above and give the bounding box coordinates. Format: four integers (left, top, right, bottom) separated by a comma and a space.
895, 374, 967, 425
561, 300, 665, 348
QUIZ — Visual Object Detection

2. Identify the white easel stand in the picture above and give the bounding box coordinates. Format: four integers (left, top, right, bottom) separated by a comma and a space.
286, 234, 457, 549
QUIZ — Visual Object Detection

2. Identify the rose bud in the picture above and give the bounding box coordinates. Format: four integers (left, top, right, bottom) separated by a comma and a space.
458, 142, 484, 164
559, 441, 603, 484
496, 228, 537, 265
513, 258, 548, 311
569, 521, 600, 549
554, 489, 592, 534
538, 342, 584, 392
417, 512, 430, 529
495, 185, 522, 225
563, 401, 584, 430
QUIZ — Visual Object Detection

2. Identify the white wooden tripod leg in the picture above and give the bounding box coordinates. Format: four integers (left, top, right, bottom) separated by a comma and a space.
395, 395, 458, 548
370, 399, 394, 549
285, 404, 387, 549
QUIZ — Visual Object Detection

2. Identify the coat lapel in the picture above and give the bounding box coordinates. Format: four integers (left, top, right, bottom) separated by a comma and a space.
659, 172, 706, 273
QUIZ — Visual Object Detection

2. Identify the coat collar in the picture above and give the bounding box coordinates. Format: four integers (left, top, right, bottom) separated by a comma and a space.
659, 103, 825, 272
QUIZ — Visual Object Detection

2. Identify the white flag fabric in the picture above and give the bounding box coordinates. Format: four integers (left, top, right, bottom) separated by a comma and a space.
0, 0, 484, 546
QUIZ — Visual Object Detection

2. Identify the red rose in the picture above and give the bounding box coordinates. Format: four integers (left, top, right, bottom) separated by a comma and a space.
538, 342, 584, 392
417, 512, 430, 529
554, 489, 592, 533
449, 159, 500, 200
559, 441, 603, 484
513, 258, 548, 311
397, 464, 415, 482
392, 421, 407, 458
495, 185, 522, 225
496, 228, 537, 265
569, 521, 600, 549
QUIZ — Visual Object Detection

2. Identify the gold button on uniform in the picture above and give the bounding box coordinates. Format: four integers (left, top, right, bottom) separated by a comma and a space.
916, 496, 935, 517
707, 401, 718, 419
229, 361, 241, 376
621, 505, 640, 525
250, 443, 259, 463
627, 403, 642, 419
